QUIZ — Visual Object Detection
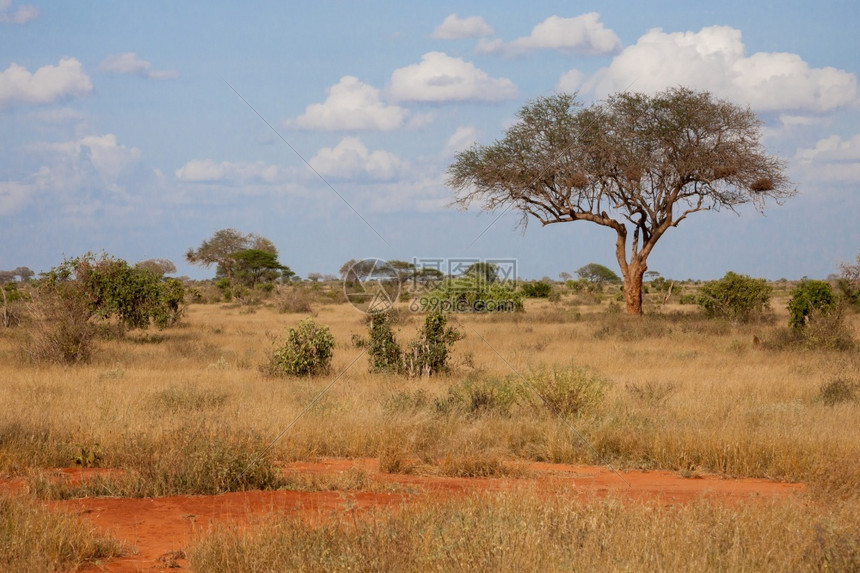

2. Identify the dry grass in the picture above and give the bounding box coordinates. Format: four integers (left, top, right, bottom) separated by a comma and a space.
186, 491, 859, 572
0, 493, 125, 572
1, 296, 859, 568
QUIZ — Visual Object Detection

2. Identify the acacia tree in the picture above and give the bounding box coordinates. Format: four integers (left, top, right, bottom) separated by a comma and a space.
186, 228, 277, 280
448, 87, 794, 314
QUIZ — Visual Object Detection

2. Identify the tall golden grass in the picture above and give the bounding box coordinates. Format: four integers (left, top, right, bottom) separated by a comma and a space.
1, 295, 858, 568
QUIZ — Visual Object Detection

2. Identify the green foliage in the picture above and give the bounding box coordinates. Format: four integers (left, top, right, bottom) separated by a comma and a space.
788, 280, 836, 330
521, 281, 553, 298
405, 312, 464, 377
43, 253, 185, 330
463, 261, 500, 284
367, 312, 403, 374
267, 318, 335, 377
697, 272, 772, 322
186, 228, 278, 279
576, 263, 621, 285
423, 275, 524, 313
230, 248, 287, 288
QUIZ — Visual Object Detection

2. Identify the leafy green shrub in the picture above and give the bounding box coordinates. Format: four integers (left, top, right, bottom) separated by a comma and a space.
367, 311, 403, 374
521, 281, 553, 298
266, 318, 334, 377
525, 365, 607, 418
404, 312, 464, 377
788, 280, 836, 329
697, 271, 772, 322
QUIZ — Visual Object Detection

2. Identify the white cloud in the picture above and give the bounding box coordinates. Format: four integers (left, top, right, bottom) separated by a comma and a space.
100, 52, 178, 80
175, 159, 282, 183
0, 181, 32, 215
795, 133, 860, 182
3, 133, 143, 214
433, 14, 494, 39
309, 137, 406, 180
0, 1, 38, 24
478, 13, 621, 56
389, 52, 517, 102
32, 134, 142, 191
285, 76, 408, 131
0, 57, 92, 108
444, 126, 479, 156
557, 69, 584, 92
579, 26, 858, 112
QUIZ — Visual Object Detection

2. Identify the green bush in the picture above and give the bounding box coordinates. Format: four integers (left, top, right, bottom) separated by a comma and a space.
420, 276, 524, 313
267, 318, 334, 377
404, 312, 464, 377
367, 311, 403, 374
788, 280, 836, 329
697, 272, 772, 322
521, 281, 553, 298
436, 375, 525, 417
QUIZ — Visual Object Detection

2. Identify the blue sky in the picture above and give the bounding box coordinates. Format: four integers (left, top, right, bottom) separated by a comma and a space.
1, 1, 858, 281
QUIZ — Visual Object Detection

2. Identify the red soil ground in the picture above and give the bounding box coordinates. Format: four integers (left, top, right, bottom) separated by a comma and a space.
7, 459, 803, 572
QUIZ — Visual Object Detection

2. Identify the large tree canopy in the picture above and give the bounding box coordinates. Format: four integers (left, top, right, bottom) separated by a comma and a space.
448, 87, 795, 314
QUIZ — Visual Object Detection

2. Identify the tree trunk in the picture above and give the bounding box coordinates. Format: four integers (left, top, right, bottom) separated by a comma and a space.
622, 262, 647, 315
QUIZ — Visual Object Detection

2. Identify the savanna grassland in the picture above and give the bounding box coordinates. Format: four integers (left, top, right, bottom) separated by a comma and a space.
1, 285, 858, 571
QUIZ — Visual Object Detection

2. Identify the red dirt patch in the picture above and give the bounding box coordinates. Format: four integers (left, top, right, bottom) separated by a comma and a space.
22, 459, 802, 572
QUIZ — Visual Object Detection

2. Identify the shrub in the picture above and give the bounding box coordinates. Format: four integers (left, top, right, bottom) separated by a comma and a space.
437, 375, 524, 417
788, 280, 836, 330
697, 271, 772, 322
367, 311, 403, 374
521, 281, 553, 298
266, 318, 334, 377
525, 365, 607, 418
404, 312, 464, 377
818, 378, 858, 406
420, 276, 524, 313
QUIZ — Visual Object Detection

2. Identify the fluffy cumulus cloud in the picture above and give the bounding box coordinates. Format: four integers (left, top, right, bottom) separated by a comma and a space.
388, 52, 517, 102
2, 133, 142, 214
444, 126, 479, 156
0, 0, 38, 24
795, 134, 860, 182
32, 134, 142, 191
570, 26, 858, 112
100, 52, 178, 80
309, 137, 405, 180
478, 13, 621, 56
0, 57, 92, 108
433, 13, 494, 39
175, 159, 282, 183
285, 76, 408, 131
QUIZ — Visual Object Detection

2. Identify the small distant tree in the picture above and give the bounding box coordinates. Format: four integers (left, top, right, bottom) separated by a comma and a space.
463, 262, 499, 284
307, 272, 323, 283
697, 271, 772, 322
186, 229, 277, 279
230, 249, 286, 288
837, 250, 860, 310
576, 263, 621, 285
135, 258, 177, 276
559, 271, 572, 282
